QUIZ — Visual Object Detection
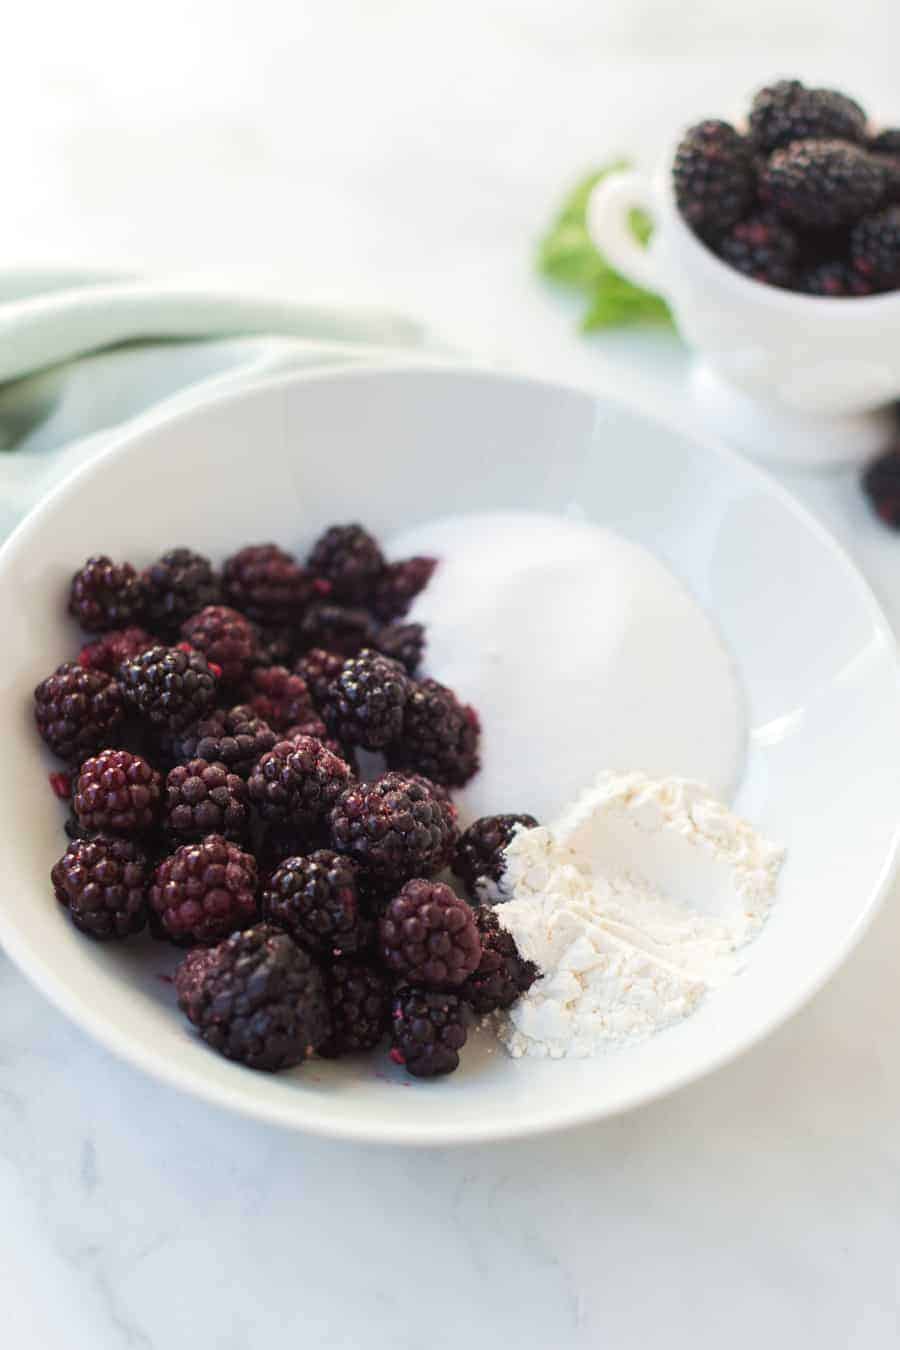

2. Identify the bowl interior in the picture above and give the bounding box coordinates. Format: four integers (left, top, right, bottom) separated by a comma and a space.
0, 364, 897, 1145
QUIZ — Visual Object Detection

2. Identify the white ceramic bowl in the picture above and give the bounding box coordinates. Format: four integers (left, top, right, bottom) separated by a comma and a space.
0, 364, 898, 1146
588, 160, 900, 468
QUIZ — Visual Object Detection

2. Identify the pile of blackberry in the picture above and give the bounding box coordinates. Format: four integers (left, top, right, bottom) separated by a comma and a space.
36, 525, 539, 1081
674, 80, 900, 294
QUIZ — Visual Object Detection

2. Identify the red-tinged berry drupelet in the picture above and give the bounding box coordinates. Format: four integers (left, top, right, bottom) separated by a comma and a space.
850, 207, 900, 288
73, 749, 162, 835
329, 772, 456, 886
223, 543, 321, 626
322, 649, 409, 751
68, 556, 146, 633
175, 923, 329, 1070
262, 849, 368, 956
119, 645, 219, 731
247, 735, 354, 830
163, 759, 250, 842
299, 604, 378, 658
34, 663, 125, 764
141, 548, 221, 637
241, 664, 315, 731
800, 259, 876, 296
453, 813, 539, 901
79, 626, 155, 676
749, 80, 866, 154
376, 621, 426, 674
760, 140, 886, 230
281, 716, 357, 771
372, 557, 437, 622
379, 879, 481, 988
163, 704, 277, 779
390, 987, 467, 1078
180, 605, 258, 685
307, 523, 385, 604
150, 834, 258, 945
295, 648, 344, 710
319, 958, 390, 1056
717, 213, 798, 288
863, 446, 900, 528
388, 678, 480, 787
459, 907, 539, 1015
673, 120, 753, 241
52, 834, 149, 939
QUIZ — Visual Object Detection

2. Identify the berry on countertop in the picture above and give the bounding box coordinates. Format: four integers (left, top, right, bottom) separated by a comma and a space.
79, 626, 155, 676
306, 523, 385, 604
247, 735, 354, 829
73, 748, 162, 835
800, 259, 876, 296
329, 772, 457, 886
322, 649, 409, 750
175, 923, 329, 1070
298, 603, 378, 657
378, 879, 481, 987
390, 987, 467, 1078
760, 140, 885, 230
150, 834, 258, 945
453, 813, 539, 901
387, 677, 480, 786
716, 212, 797, 288
68, 556, 146, 633
319, 958, 390, 1056
163, 759, 250, 842
459, 907, 539, 1015
119, 645, 220, 731
749, 80, 866, 154
375, 621, 426, 674
141, 548, 221, 636
162, 704, 277, 779
241, 664, 315, 731
262, 849, 368, 956
180, 605, 258, 685
52, 834, 149, 939
863, 445, 900, 528
850, 206, 900, 287
372, 557, 437, 622
295, 648, 345, 710
672, 120, 754, 240
34, 662, 125, 764
223, 543, 323, 625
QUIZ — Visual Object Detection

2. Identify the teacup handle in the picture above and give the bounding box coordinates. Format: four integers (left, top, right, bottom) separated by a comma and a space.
587, 170, 666, 296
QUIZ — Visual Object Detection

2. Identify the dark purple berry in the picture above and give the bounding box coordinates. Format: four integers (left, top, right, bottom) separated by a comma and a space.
322, 649, 409, 751
850, 206, 900, 288
141, 548, 221, 636
673, 120, 754, 240
34, 662, 125, 764
319, 959, 390, 1056
79, 627, 155, 676
163, 759, 250, 842
379, 879, 481, 988
376, 622, 425, 674
247, 735, 354, 830
306, 524, 385, 604
241, 664, 315, 732
150, 834, 258, 945
329, 772, 457, 886
52, 834, 149, 938
863, 445, 900, 528
295, 648, 344, 709
181, 605, 258, 684
453, 813, 539, 901
223, 543, 322, 625
749, 80, 866, 154
459, 907, 539, 1014
162, 704, 277, 779
760, 140, 885, 230
73, 748, 162, 834
119, 645, 220, 731
387, 678, 480, 787
716, 212, 797, 287
372, 557, 437, 622
262, 849, 368, 956
391, 987, 467, 1078
68, 555, 146, 632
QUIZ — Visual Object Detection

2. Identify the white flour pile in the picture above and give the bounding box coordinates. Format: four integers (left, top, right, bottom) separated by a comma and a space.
494, 770, 785, 1059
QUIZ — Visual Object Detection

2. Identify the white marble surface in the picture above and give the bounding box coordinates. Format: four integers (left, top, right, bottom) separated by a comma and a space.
4, 3, 900, 1346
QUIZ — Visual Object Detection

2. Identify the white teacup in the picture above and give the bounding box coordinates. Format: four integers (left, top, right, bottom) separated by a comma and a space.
588, 159, 900, 468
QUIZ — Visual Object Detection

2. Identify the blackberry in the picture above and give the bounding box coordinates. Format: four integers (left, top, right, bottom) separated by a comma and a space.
247, 735, 354, 829
453, 813, 539, 901
68, 555, 146, 633
51, 834, 149, 939
181, 605, 258, 684
863, 445, 900, 528
241, 664, 315, 731
378, 879, 481, 987
175, 923, 329, 1070
295, 648, 344, 709
329, 772, 456, 886
403, 773, 458, 868
749, 80, 866, 154
673, 120, 754, 240
319, 959, 390, 1056
119, 645, 219, 731
387, 678, 480, 787
281, 716, 356, 771
459, 907, 539, 1014
262, 849, 368, 956
716, 212, 797, 287
299, 604, 378, 657
800, 259, 876, 296
141, 548, 221, 636
375, 622, 425, 674
223, 543, 321, 625
79, 626, 155, 676
163, 704, 277, 778
73, 748, 162, 835
34, 662, 125, 764
390, 987, 467, 1078
306, 524, 385, 604
850, 206, 900, 288
760, 140, 885, 230
163, 759, 250, 842
870, 129, 900, 157
151, 834, 258, 945
372, 557, 437, 622
322, 649, 409, 751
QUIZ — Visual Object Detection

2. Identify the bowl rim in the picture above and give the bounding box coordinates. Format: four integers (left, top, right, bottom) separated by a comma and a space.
1, 359, 898, 1146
